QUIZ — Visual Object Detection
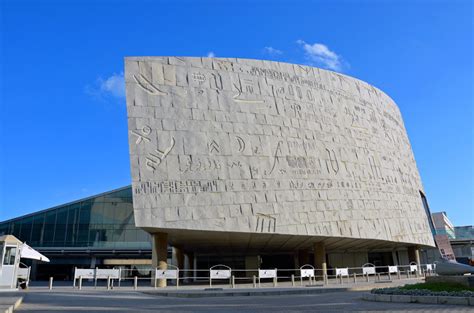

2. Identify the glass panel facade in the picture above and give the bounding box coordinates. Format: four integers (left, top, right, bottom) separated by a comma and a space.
0, 187, 151, 250
454, 226, 474, 240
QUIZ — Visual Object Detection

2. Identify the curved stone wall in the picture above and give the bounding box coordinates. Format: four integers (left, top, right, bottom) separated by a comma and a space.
125, 57, 435, 247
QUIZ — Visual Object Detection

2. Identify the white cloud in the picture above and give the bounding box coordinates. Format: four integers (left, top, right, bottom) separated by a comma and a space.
263, 46, 283, 56
207, 51, 216, 57
297, 40, 346, 71
86, 72, 125, 100
99, 72, 125, 98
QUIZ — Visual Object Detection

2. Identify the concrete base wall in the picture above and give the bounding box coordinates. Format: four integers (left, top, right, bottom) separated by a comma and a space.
426, 275, 474, 288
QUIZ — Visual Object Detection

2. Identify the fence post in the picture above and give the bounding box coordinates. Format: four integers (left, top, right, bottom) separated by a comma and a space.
95, 267, 98, 289
291, 274, 295, 287
49, 277, 53, 290
73, 267, 76, 288
253, 275, 256, 288
78, 276, 83, 290
134, 276, 138, 290
258, 268, 261, 288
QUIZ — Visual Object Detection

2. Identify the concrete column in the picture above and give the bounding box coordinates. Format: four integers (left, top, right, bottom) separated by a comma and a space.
152, 232, 168, 287
407, 246, 421, 264
174, 247, 184, 278
314, 242, 327, 278
391, 251, 399, 265
186, 252, 195, 281
176, 248, 184, 268
90, 256, 97, 269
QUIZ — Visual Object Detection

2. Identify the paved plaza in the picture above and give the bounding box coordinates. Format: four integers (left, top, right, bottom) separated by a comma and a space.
8, 287, 471, 313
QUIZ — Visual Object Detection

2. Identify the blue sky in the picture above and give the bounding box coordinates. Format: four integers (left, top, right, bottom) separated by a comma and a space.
1, 0, 472, 226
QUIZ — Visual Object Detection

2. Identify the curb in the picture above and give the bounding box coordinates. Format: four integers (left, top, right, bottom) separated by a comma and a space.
362, 292, 474, 306
0, 297, 23, 313
144, 287, 349, 298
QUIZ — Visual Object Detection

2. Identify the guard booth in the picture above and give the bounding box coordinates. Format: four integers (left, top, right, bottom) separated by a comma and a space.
0, 235, 50, 290
0, 235, 22, 290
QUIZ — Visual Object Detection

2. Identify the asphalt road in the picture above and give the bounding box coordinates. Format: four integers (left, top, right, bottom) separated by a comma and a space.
15, 289, 473, 313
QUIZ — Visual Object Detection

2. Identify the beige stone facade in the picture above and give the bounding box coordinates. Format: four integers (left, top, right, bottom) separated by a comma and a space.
125, 57, 435, 254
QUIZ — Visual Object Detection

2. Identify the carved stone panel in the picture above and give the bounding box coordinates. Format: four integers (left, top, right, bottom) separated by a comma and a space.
125, 57, 435, 247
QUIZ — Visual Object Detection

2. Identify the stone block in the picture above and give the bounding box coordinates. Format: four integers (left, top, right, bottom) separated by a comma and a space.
390, 295, 411, 303
438, 296, 469, 306
374, 294, 391, 302
362, 293, 376, 301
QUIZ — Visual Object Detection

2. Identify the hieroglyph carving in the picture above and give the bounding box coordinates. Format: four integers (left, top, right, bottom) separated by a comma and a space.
145, 137, 175, 171
131, 126, 152, 144
133, 74, 167, 95
255, 213, 277, 233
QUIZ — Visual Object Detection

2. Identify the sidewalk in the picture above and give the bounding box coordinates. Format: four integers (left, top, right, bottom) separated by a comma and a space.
27, 277, 424, 297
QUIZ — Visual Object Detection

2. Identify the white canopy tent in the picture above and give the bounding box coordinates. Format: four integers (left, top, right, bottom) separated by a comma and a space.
20, 243, 50, 263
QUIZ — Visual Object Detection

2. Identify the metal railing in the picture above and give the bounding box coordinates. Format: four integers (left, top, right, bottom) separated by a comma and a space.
68, 262, 436, 290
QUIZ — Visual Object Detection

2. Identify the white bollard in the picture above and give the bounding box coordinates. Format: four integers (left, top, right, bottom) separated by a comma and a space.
353, 273, 356, 283
231, 275, 235, 289
78, 276, 83, 290
49, 277, 53, 290
291, 274, 295, 287
134, 276, 138, 290
253, 275, 256, 288
107, 276, 111, 290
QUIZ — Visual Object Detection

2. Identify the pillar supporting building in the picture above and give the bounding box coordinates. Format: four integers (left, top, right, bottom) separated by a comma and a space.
152, 232, 168, 287
314, 242, 327, 278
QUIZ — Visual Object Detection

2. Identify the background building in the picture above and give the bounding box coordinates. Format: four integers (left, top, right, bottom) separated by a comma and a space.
0, 58, 442, 281
125, 57, 436, 283
0, 187, 155, 280
432, 212, 456, 239
422, 212, 473, 265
